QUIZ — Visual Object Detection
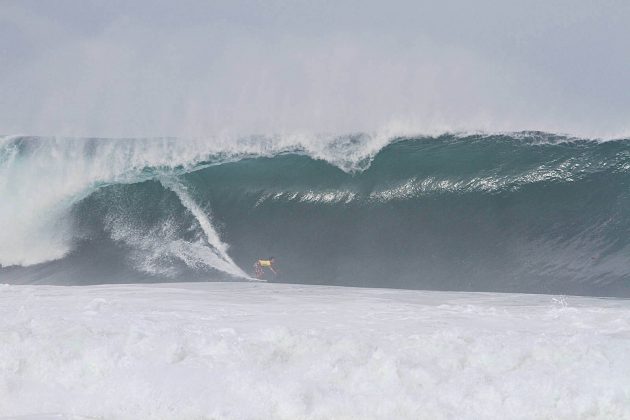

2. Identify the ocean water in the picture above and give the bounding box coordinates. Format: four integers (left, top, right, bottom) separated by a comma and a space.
2, 132, 630, 296
2, 132, 630, 419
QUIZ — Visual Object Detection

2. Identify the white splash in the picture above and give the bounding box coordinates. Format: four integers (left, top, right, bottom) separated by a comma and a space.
1, 282, 629, 418
159, 177, 248, 279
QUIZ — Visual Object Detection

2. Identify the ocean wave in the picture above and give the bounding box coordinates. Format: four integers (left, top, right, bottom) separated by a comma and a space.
2, 132, 630, 296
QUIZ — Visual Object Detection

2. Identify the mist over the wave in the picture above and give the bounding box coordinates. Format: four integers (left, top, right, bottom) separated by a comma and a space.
1, 0, 629, 138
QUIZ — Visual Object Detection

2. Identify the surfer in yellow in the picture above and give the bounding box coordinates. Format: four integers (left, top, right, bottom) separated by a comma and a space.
254, 257, 277, 279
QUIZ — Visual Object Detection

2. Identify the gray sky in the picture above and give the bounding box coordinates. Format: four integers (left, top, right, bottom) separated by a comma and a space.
1, 0, 629, 138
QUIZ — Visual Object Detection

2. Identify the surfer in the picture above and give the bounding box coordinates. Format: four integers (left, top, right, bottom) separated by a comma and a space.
254, 257, 277, 279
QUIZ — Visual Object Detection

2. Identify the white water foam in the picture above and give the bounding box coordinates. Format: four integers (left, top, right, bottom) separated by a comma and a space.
0, 282, 629, 419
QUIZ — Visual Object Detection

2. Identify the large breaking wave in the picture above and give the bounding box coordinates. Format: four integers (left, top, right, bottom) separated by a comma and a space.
2, 132, 630, 297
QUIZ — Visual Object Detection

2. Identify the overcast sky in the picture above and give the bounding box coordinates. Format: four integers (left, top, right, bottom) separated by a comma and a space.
1, 0, 629, 138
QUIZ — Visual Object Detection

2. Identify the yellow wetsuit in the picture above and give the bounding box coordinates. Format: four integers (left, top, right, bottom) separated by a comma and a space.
258, 259, 272, 267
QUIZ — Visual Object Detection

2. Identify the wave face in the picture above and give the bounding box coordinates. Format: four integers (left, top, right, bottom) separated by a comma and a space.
2, 133, 630, 297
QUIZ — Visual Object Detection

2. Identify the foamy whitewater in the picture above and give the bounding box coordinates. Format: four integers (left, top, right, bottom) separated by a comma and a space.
1, 282, 629, 419
2, 133, 630, 418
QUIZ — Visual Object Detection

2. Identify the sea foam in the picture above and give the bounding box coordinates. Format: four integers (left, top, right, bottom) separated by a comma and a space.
0, 282, 628, 419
